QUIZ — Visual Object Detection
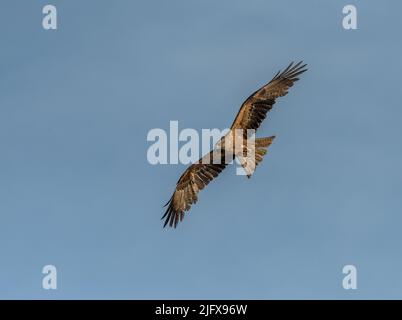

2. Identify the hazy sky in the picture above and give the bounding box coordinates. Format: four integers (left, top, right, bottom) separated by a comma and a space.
1, 0, 402, 299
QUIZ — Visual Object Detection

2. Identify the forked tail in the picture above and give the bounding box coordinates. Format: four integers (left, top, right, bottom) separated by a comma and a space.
238, 136, 276, 178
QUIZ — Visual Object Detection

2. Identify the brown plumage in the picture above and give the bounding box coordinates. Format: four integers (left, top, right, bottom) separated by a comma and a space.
162, 61, 307, 228
162, 149, 230, 228
231, 61, 307, 135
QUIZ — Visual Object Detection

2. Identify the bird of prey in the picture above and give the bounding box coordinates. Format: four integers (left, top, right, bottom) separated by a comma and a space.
162, 61, 307, 228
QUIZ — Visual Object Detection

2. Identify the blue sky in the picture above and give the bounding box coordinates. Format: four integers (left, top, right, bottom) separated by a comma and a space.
0, 0, 402, 299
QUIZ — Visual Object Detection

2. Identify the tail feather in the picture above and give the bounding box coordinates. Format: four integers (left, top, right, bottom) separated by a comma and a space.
254, 136, 275, 168
240, 136, 276, 178
255, 136, 275, 148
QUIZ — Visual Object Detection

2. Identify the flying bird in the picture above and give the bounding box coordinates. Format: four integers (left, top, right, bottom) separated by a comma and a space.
162, 61, 307, 228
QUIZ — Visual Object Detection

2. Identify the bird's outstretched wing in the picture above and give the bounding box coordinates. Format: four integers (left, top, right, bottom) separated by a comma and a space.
162, 149, 231, 228
231, 61, 307, 135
